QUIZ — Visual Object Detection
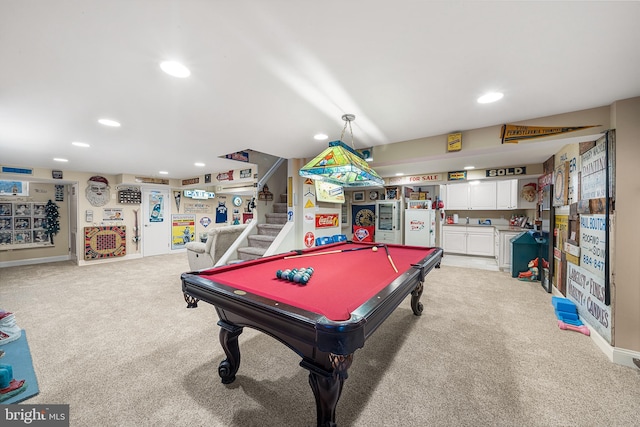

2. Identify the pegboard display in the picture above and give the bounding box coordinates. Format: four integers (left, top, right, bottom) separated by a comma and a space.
117, 188, 142, 204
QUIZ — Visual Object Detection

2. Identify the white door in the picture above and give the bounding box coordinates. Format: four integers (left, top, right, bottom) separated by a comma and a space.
142, 189, 170, 257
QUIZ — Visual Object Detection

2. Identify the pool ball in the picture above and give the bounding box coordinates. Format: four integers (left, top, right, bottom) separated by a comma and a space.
372, 246, 378, 252
276, 269, 283, 279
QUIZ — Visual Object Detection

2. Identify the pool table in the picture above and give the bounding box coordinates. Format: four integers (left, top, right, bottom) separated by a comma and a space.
181, 241, 443, 427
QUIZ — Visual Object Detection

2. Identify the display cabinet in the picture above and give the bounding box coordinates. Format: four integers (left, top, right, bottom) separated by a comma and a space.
375, 200, 403, 244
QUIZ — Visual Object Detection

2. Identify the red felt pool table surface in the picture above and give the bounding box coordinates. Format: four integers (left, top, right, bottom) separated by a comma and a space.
193, 242, 440, 321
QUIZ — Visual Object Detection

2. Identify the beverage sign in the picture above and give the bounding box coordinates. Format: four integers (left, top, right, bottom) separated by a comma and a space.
315, 213, 339, 228
448, 171, 466, 181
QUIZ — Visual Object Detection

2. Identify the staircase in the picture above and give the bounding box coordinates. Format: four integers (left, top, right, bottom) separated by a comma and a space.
236, 194, 287, 261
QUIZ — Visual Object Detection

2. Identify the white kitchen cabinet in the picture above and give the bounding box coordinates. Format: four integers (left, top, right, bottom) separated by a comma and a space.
446, 181, 496, 210
468, 181, 497, 209
443, 225, 494, 257
445, 183, 469, 210
442, 226, 467, 254
496, 180, 518, 209
466, 227, 495, 256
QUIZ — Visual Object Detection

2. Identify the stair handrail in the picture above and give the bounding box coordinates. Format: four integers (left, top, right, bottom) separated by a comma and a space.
258, 157, 286, 190
264, 221, 296, 256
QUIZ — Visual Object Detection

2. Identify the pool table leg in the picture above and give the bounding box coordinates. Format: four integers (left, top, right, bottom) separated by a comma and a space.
410, 281, 424, 315
302, 353, 353, 427
217, 320, 243, 384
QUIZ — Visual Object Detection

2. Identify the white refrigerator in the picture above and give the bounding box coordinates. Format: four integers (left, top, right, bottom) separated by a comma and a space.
404, 208, 436, 247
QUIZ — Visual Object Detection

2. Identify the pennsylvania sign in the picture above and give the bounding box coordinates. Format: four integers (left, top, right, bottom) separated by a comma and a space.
500, 124, 599, 144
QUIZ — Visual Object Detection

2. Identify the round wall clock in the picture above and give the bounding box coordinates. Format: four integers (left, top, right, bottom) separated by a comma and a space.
369, 191, 379, 200
232, 196, 243, 207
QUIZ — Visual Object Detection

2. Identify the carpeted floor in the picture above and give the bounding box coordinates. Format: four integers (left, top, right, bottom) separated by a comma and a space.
1, 253, 639, 426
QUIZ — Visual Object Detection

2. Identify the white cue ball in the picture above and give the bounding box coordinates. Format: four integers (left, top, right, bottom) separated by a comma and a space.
372, 246, 378, 252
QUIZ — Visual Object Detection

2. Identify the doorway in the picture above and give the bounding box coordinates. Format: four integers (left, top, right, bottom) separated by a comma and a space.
142, 189, 170, 257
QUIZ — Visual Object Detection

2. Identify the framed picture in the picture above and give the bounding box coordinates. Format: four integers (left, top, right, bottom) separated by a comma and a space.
353, 191, 365, 202
0, 180, 29, 196
0, 203, 12, 216
14, 203, 31, 216
385, 187, 398, 200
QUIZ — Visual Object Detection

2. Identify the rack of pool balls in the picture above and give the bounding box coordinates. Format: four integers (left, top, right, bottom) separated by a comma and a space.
276, 267, 314, 285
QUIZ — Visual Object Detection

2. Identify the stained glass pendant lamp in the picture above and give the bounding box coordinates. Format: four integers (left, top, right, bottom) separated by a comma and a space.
299, 114, 384, 187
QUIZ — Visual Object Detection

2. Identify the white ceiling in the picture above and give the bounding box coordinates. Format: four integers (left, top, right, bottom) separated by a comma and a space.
1, 1, 638, 181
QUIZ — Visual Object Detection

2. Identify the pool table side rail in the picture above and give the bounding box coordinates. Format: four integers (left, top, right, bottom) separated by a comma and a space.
345, 247, 443, 344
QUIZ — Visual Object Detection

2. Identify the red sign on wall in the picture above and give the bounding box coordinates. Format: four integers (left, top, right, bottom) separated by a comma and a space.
304, 232, 315, 248
315, 214, 339, 228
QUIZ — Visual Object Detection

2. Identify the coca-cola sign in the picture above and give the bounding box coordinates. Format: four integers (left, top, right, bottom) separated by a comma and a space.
315, 214, 339, 228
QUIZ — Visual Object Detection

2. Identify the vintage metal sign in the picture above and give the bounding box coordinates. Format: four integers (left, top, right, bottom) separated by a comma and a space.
486, 167, 526, 177
315, 213, 339, 228
500, 124, 599, 143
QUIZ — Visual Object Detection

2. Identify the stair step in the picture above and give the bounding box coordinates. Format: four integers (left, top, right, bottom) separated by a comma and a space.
237, 246, 267, 261
258, 223, 285, 236
247, 234, 275, 249
273, 202, 287, 214
265, 212, 287, 224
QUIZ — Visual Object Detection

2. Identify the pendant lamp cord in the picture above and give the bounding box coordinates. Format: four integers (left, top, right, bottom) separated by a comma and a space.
340, 114, 356, 149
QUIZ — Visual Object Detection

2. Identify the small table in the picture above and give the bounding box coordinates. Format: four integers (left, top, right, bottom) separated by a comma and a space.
181, 241, 443, 426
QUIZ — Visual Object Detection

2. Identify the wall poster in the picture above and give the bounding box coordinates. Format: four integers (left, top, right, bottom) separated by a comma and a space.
171, 214, 195, 249
148, 192, 164, 222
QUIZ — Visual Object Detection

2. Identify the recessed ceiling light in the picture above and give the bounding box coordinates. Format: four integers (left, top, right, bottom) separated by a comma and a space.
160, 61, 191, 78
72, 141, 90, 148
395, 173, 404, 176
194, 162, 205, 167
98, 119, 121, 127
159, 171, 169, 175
464, 165, 475, 170
53, 158, 68, 162
314, 133, 328, 141
477, 92, 504, 104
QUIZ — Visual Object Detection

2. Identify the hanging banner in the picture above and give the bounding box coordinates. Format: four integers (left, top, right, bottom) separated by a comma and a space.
500, 124, 599, 144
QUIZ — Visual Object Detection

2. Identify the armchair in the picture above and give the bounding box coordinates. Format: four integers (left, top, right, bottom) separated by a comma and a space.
185, 224, 248, 270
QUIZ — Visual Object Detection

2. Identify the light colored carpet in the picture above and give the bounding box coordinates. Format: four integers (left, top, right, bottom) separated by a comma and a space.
1, 253, 639, 426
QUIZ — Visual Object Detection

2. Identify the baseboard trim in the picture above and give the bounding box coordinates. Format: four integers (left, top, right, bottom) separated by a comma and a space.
552, 287, 639, 371
0, 255, 72, 268
77, 253, 143, 266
